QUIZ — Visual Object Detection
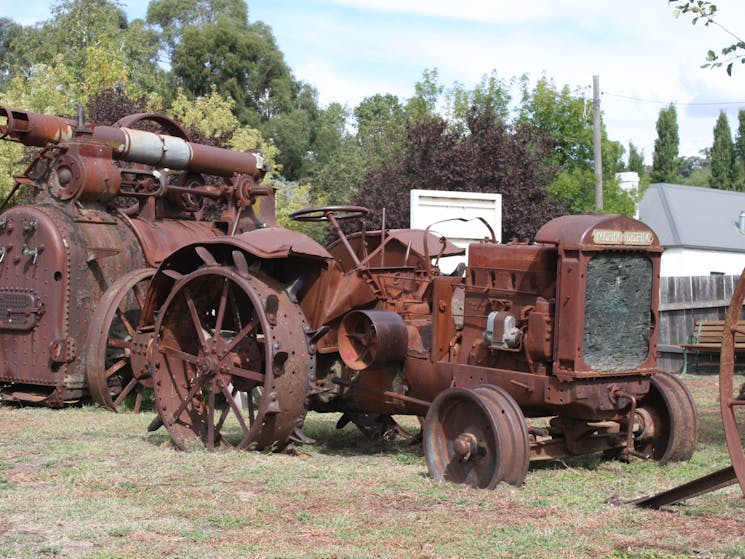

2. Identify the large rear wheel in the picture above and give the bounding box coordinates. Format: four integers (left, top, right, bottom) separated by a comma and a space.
152, 263, 310, 451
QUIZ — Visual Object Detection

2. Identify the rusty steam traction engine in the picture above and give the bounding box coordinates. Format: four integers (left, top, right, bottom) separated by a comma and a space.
0, 107, 699, 489
0, 107, 272, 409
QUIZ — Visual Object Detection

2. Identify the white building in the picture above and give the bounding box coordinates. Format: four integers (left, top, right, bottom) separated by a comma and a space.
638, 183, 745, 277
409, 189, 501, 273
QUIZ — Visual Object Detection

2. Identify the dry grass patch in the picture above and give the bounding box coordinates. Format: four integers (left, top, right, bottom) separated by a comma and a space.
1, 374, 745, 558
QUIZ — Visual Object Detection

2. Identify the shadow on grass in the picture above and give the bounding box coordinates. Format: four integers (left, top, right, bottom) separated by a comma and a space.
303, 416, 424, 459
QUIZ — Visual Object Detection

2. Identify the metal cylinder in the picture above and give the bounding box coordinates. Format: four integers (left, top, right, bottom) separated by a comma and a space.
93, 125, 265, 178
338, 310, 408, 371
0, 107, 75, 147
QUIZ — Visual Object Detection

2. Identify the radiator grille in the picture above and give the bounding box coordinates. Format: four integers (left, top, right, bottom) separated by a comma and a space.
583, 253, 652, 371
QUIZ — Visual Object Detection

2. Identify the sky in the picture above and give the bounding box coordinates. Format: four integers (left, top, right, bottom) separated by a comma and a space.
4, 0, 745, 165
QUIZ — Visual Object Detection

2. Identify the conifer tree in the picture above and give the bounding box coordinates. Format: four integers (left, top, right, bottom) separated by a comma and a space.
651, 104, 680, 183
734, 108, 745, 191
628, 142, 645, 175
711, 110, 735, 190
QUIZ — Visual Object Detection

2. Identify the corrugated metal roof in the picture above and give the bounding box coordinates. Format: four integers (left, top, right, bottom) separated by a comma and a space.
638, 183, 745, 252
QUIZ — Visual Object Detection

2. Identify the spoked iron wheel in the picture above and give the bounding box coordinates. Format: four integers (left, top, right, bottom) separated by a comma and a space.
423, 385, 529, 489
633, 371, 698, 464
152, 264, 309, 451
86, 268, 154, 412
720, 267, 745, 494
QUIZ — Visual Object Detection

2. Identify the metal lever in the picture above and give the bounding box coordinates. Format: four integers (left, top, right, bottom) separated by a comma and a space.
22, 247, 39, 265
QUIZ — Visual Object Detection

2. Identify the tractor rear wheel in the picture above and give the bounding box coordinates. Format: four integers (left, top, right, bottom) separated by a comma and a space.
151, 264, 310, 451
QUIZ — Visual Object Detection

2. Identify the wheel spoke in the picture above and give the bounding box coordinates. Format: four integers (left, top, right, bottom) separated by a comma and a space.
225, 364, 264, 384
184, 288, 208, 349
113, 376, 138, 408
133, 388, 143, 414
207, 378, 216, 450
214, 279, 230, 338
106, 338, 133, 350
217, 375, 252, 444
165, 373, 207, 427
132, 283, 146, 312
159, 345, 200, 365
215, 386, 238, 433
103, 356, 129, 380
115, 307, 137, 339
247, 389, 257, 423
220, 317, 259, 358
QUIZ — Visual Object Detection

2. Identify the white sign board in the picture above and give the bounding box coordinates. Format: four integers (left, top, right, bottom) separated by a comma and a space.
410, 189, 502, 273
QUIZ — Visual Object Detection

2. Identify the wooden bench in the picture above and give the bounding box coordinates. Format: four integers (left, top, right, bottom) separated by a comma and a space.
680, 319, 745, 373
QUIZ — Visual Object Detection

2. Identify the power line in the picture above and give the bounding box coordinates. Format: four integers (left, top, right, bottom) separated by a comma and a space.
602, 92, 745, 106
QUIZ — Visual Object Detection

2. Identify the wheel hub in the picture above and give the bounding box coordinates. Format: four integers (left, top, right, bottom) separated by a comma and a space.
454, 432, 479, 460
196, 356, 217, 376
633, 407, 656, 441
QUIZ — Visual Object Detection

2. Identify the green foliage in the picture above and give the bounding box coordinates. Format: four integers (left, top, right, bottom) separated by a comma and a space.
734, 108, 745, 190
405, 67, 444, 121
518, 75, 631, 214
651, 103, 680, 182
19, 0, 163, 99
518, 75, 593, 170
147, 0, 249, 52
271, 178, 325, 240
169, 86, 279, 172
627, 142, 645, 174
677, 152, 711, 187
670, 0, 745, 75
710, 110, 736, 190
449, 71, 513, 125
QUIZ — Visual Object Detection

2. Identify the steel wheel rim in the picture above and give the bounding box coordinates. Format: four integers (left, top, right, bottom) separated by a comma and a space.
152, 265, 307, 451
721, 268, 745, 493
635, 371, 698, 464
86, 268, 154, 412
424, 387, 503, 489
472, 385, 530, 486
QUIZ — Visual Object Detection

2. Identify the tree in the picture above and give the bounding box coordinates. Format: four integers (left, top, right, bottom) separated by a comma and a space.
149, 1, 322, 181
17, 0, 164, 100
352, 108, 565, 240
627, 142, 645, 174
670, 1, 745, 75
147, 0, 248, 56
0, 18, 27, 86
677, 152, 711, 186
518, 76, 630, 214
446, 70, 513, 132
651, 104, 680, 183
734, 108, 745, 190
710, 110, 736, 190
306, 94, 406, 213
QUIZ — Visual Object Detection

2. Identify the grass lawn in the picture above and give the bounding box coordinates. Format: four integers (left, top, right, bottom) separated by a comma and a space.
1, 374, 745, 558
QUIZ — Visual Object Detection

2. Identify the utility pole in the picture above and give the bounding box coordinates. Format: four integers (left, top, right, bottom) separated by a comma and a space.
593, 75, 603, 212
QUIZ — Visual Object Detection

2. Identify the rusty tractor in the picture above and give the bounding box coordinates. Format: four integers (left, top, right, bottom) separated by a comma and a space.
138, 202, 699, 488
0, 107, 272, 410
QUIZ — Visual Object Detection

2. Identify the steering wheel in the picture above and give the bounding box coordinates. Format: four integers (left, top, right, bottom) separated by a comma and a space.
290, 205, 369, 222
